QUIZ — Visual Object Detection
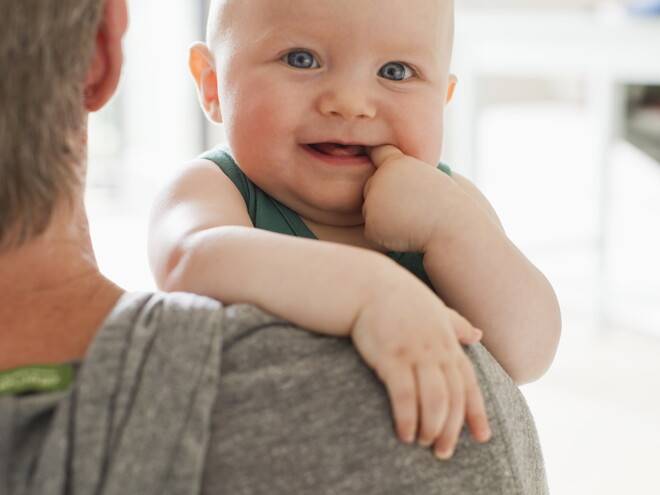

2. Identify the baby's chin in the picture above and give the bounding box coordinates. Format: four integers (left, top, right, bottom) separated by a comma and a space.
303, 212, 366, 228
292, 190, 367, 224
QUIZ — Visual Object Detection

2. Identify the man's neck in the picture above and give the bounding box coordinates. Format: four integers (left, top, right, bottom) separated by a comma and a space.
0, 209, 124, 370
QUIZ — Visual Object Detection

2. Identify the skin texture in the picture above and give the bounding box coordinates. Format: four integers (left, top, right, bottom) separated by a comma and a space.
149, 0, 561, 458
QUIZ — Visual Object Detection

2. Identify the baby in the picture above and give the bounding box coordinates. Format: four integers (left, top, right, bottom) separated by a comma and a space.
148, 0, 561, 460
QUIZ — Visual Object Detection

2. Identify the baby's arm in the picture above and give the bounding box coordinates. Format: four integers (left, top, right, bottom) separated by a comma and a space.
363, 146, 561, 384
148, 158, 491, 457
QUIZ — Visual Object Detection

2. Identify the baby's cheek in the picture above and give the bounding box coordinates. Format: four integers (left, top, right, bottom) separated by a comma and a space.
226, 106, 268, 151
389, 106, 444, 165
413, 124, 444, 166
399, 141, 443, 168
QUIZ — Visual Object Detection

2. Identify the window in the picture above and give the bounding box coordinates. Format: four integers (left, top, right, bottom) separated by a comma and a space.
87, 0, 211, 290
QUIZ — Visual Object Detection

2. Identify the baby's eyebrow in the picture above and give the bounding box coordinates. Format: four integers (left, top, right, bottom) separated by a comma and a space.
374, 46, 442, 73
252, 26, 312, 47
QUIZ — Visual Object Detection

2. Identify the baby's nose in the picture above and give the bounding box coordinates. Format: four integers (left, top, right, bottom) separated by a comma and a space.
317, 82, 377, 120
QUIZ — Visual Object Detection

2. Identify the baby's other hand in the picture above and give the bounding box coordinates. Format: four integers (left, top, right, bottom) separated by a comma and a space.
363, 145, 458, 254
350, 269, 491, 459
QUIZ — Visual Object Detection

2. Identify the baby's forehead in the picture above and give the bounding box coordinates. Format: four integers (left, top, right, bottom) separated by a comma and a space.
208, 0, 453, 52
214, 0, 453, 16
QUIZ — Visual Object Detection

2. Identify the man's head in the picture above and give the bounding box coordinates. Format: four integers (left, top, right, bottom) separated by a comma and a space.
190, 0, 456, 227
0, 0, 127, 250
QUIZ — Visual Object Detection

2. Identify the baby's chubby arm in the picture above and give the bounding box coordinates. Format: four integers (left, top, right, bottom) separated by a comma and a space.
148, 158, 492, 458
363, 145, 562, 384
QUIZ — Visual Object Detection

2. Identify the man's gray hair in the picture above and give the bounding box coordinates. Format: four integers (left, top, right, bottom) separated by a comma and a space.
0, 0, 106, 250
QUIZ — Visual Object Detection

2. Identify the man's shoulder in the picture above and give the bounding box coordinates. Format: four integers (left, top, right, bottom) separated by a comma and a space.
106, 291, 224, 327
103, 292, 290, 347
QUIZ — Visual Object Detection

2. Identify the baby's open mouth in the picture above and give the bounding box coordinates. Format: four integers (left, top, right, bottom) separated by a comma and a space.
307, 142, 368, 158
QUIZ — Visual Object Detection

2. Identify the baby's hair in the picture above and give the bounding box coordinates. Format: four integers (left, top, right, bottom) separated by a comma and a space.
206, 0, 234, 48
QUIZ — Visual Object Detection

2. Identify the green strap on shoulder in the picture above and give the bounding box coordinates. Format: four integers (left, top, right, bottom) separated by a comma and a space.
0, 364, 74, 395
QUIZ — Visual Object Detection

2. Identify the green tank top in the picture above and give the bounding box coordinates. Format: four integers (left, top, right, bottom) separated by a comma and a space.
200, 145, 452, 292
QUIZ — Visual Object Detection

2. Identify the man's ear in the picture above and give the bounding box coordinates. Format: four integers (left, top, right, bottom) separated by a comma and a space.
446, 74, 457, 105
84, 0, 128, 112
189, 42, 222, 123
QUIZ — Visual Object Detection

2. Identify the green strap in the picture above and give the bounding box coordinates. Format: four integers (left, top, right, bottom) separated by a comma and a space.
0, 364, 74, 395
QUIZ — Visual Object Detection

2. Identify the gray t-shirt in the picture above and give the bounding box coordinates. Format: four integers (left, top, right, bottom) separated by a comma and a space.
1, 292, 548, 495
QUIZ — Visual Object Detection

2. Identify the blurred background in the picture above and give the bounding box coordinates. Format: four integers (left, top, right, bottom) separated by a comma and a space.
86, 1, 660, 493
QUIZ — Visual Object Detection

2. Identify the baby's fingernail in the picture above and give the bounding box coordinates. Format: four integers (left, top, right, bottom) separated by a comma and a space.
434, 446, 454, 461
418, 439, 432, 448
401, 432, 415, 444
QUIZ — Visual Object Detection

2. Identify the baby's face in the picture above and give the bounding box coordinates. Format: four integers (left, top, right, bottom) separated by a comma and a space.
209, 0, 454, 226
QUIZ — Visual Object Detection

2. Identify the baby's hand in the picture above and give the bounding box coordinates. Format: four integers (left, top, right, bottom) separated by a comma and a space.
363, 145, 460, 254
350, 270, 492, 459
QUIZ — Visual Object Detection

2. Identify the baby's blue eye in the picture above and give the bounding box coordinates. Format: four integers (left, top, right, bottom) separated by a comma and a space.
378, 62, 414, 81
285, 50, 319, 69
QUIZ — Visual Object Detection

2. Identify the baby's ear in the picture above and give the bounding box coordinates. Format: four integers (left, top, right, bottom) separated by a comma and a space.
189, 42, 222, 123
445, 74, 457, 105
